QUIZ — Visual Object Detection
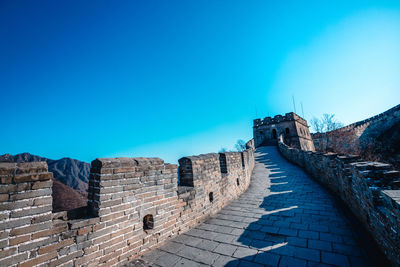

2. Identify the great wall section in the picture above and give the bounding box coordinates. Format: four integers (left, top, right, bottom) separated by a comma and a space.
312, 104, 400, 155
278, 140, 400, 266
1, 106, 400, 267
0, 144, 255, 266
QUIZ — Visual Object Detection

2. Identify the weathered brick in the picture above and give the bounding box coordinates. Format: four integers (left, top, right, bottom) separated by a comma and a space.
93, 222, 106, 232
100, 211, 124, 222
84, 243, 99, 254
99, 236, 124, 250
105, 215, 128, 227
110, 226, 131, 239
32, 180, 53, 190
99, 248, 122, 263
0, 194, 9, 201
0, 184, 17, 194
15, 162, 48, 174
19, 251, 57, 267
14, 172, 52, 183
0, 217, 31, 231
68, 217, 99, 230
48, 250, 83, 267
76, 239, 93, 250
0, 199, 33, 211
0, 252, 28, 266
31, 224, 68, 240
104, 240, 126, 255
10, 188, 51, 201
75, 250, 102, 265
0, 238, 8, 249
33, 196, 52, 206
77, 226, 92, 236
10, 205, 51, 218
0, 163, 17, 176
19, 236, 58, 252
100, 198, 122, 208
32, 213, 52, 224
0, 230, 8, 239
0, 247, 17, 258
38, 238, 74, 255
113, 167, 136, 174
92, 233, 112, 245
9, 234, 30, 246
1, 176, 12, 184
88, 225, 109, 240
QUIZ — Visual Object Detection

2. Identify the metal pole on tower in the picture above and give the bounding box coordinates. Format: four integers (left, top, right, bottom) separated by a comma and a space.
301, 102, 304, 118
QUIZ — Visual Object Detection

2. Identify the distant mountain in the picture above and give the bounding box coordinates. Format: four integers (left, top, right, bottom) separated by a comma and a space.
0, 153, 90, 195
0, 153, 90, 211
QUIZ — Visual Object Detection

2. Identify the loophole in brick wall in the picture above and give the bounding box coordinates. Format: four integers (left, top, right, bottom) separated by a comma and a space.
209, 192, 214, 203
237, 178, 240, 186
143, 214, 154, 230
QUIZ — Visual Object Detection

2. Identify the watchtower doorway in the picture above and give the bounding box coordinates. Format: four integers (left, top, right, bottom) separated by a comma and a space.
272, 129, 277, 139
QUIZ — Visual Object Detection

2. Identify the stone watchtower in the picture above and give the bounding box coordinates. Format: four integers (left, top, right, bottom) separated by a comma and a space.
253, 112, 315, 151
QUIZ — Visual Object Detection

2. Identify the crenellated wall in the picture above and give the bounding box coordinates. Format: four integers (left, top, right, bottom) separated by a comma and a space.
278, 140, 400, 266
312, 104, 400, 153
0, 148, 255, 267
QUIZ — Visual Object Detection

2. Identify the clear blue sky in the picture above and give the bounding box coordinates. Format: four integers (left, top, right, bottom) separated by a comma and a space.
1, 1, 400, 163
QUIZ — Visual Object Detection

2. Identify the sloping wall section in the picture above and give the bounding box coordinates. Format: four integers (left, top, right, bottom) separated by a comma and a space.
312, 104, 400, 153
0, 147, 255, 266
278, 140, 400, 266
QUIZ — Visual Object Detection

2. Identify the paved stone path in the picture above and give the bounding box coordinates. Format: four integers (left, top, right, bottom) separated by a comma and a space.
132, 146, 372, 267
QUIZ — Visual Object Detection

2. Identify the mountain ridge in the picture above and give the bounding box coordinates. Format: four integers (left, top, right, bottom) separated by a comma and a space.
0, 152, 90, 211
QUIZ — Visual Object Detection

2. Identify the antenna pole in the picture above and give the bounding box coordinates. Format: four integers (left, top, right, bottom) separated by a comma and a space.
255, 104, 258, 118
301, 102, 304, 118
292, 95, 297, 114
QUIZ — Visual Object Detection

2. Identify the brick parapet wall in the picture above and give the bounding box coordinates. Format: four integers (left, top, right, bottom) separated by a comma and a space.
312, 104, 400, 152
0, 148, 255, 267
278, 140, 400, 266
0, 162, 54, 266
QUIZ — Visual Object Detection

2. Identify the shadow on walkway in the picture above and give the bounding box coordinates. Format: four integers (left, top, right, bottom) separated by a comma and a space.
225, 146, 373, 267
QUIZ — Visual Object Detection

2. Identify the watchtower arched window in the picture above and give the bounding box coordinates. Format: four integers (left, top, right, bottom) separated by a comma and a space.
285, 128, 290, 135
272, 129, 277, 139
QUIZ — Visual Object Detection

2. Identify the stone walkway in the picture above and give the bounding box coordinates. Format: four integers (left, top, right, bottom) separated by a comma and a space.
132, 146, 372, 267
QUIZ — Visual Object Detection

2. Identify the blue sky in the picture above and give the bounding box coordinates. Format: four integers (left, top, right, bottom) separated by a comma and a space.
1, 1, 399, 163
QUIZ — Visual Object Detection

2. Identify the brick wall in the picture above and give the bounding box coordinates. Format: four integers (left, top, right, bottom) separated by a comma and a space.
312, 104, 400, 152
278, 140, 400, 266
0, 148, 254, 266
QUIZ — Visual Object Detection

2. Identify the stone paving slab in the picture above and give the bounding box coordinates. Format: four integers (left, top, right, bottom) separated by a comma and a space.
127, 146, 373, 267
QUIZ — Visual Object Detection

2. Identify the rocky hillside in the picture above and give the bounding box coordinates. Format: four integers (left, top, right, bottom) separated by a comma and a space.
0, 153, 90, 211
52, 179, 87, 212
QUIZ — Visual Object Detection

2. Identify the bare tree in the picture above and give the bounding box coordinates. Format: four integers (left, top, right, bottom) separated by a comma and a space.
310, 117, 323, 133
310, 114, 343, 133
234, 139, 246, 152
322, 114, 343, 132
